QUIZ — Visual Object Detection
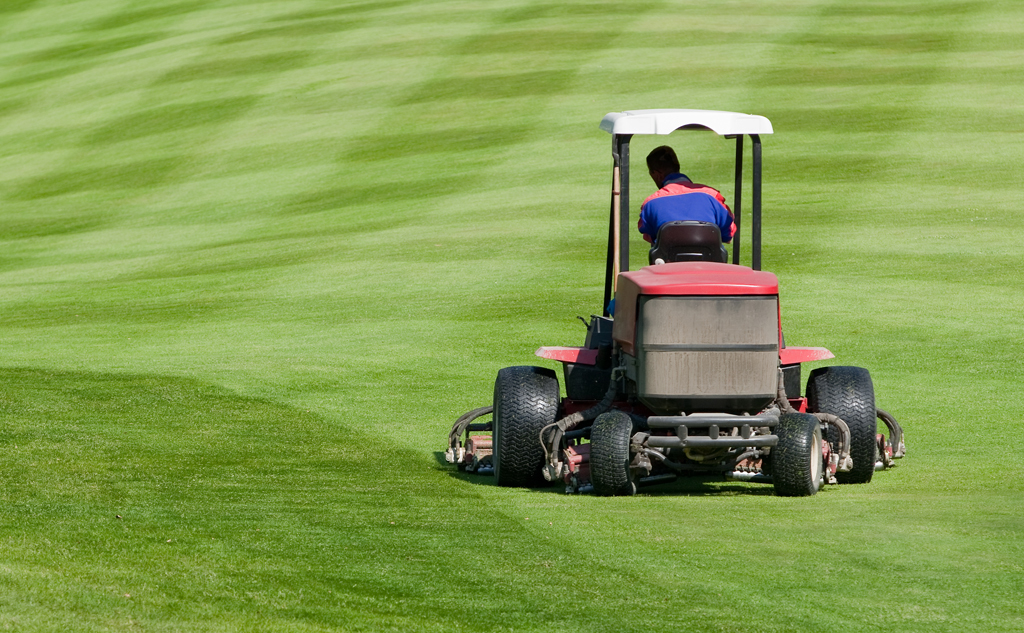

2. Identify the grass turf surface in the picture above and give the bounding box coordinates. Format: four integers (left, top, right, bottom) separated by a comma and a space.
1, 0, 1023, 630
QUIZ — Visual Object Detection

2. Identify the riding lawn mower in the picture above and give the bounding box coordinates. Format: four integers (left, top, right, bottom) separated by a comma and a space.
445, 109, 905, 496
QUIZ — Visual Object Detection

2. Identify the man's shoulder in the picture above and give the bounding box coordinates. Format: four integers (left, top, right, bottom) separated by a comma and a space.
676, 181, 721, 194
645, 182, 720, 200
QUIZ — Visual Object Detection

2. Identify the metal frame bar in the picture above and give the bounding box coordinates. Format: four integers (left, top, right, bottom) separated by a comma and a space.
646, 435, 777, 449
648, 411, 779, 428
617, 134, 631, 276
604, 133, 631, 314
751, 134, 762, 271
732, 135, 743, 265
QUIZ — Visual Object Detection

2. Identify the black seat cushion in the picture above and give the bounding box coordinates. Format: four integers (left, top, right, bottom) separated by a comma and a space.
648, 221, 727, 264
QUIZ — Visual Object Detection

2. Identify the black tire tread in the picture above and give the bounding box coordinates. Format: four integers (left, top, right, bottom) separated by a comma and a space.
772, 412, 822, 497
806, 366, 876, 484
493, 366, 560, 488
590, 412, 635, 496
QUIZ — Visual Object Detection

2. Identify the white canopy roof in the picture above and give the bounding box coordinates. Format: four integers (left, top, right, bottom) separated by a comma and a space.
600, 109, 773, 136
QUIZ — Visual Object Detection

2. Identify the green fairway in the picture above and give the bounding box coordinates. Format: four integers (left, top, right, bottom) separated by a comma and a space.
2, 0, 1023, 631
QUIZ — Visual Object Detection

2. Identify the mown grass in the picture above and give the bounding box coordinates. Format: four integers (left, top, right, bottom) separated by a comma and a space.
1, 0, 1023, 631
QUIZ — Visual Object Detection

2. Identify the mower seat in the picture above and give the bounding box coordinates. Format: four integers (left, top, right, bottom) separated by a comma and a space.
648, 221, 728, 265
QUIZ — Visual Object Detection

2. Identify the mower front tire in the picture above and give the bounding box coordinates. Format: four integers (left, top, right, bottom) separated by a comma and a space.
807, 366, 876, 484
772, 412, 824, 497
590, 411, 636, 496
492, 366, 560, 488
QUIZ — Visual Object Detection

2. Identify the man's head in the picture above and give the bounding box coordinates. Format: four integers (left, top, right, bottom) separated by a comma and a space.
647, 145, 680, 188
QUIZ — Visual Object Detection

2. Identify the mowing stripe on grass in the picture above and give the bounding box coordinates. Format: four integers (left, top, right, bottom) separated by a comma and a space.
1, 1, 1023, 631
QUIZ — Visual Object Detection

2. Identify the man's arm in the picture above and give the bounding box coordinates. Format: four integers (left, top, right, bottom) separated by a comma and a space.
638, 205, 655, 243
718, 204, 736, 243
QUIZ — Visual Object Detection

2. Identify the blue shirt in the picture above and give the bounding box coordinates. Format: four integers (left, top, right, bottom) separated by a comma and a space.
639, 174, 734, 243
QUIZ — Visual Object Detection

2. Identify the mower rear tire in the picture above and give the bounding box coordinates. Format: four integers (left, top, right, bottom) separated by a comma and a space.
806, 366, 876, 484
772, 413, 823, 497
492, 366, 560, 488
590, 411, 636, 496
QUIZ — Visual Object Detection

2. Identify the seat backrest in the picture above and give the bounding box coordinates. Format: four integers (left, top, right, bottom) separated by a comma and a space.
648, 221, 727, 264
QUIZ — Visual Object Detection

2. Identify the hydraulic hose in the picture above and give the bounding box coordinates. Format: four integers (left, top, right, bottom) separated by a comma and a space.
776, 369, 852, 470
540, 373, 618, 467
539, 352, 632, 479
877, 408, 905, 458
814, 412, 852, 471
448, 406, 492, 451
776, 369, 798, 414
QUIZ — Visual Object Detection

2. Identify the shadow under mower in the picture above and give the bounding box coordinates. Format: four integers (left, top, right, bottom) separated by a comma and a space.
446, 109, 905, 496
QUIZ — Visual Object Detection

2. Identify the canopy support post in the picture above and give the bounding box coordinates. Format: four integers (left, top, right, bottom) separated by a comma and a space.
751, 134, 763, 271
603, 134, 631, 315
732, 135, 744, 265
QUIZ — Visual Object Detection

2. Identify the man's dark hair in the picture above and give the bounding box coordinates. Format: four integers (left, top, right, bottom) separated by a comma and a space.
646, 145, 680, 173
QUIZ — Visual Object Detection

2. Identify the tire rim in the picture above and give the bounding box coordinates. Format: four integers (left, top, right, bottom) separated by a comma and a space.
811, 425, 823, 490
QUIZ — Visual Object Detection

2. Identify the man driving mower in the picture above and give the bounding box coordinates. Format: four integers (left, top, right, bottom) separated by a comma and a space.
638, 145, 736, 245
